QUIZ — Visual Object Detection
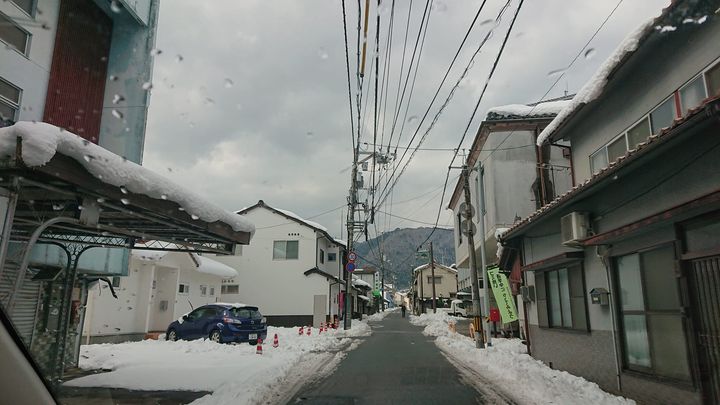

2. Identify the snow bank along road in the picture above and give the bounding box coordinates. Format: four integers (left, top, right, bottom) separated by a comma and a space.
411, 312, 636, 405
63, 321, 372, 404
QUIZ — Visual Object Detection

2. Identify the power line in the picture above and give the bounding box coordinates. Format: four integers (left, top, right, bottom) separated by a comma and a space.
255, 204, 346, 230
341, 0, 357, 150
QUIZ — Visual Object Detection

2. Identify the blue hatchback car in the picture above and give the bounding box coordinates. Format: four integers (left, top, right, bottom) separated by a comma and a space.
165, 303, 267, 344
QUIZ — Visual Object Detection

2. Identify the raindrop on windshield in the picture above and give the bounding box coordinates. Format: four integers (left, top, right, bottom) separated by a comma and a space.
120, 198, 130, 205
160, 194, 168, 200
191, 214, 199, 220
150, 48, 162, 56
109, 75, 118, 82
175, 54, 184, 63
52, 204, 64, 211
584, 48, 596, 60
112, 94, 125, 104
317, 48, 329, 60
120, 186, 128, 194
142, 82, 153, 91
224, 78, 234, 88
204, 97, 215, 105
480, 19, 493, 26
407, 116, 419, 124
547, 68, 566, 77
97, 197, 106, 203
111, 109, 124, 120
110, 0, 121, 13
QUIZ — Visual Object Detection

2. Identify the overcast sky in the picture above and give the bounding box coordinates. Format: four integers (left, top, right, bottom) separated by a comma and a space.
141, 0, 669, 239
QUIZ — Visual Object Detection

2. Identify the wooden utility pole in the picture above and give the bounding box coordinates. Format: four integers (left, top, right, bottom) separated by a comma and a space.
430, 242, 437, 313
462, 164, 485, 348
418, 263, 424, 314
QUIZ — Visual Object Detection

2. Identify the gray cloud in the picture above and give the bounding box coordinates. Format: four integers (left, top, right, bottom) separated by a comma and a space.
142, 0, 669, 238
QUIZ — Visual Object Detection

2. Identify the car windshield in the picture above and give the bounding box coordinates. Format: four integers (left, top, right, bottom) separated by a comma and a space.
1, 1, 717, 404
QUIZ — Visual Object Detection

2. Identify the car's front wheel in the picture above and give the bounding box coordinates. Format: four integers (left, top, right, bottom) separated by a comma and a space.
209, 329, 222, 343
167, 329, 178, 341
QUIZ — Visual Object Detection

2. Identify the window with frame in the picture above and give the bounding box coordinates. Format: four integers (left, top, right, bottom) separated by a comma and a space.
590, 148, 608, 174
320, 248, 325, 264
209, 286, 215, 296
626, 118, 651, 149
607, 135, 628, 163
614, 244, 691, 381
680, 75, 706, 114
0, 76, 21, 122
178, 283, 190, 294
221, 284, 239, 294
649, 96, 676, 134
706, 61, 720, 97
273, 240, 299, 260
10, 0, 35, 16
0, 12, 30, 55
534, 264, 587, 331
426, 276, 442, 284
328, 252, 337, 262
200, 285, 207, 296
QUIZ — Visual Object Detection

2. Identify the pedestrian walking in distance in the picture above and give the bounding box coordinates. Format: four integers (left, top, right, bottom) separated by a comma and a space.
401, 304, 406, 318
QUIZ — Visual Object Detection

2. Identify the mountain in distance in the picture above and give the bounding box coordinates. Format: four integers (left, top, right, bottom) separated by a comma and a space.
353, 227, 455, 290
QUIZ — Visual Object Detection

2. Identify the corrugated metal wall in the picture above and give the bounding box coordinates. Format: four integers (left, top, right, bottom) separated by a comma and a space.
43, 0, 113, 143
0, 263, 42, 346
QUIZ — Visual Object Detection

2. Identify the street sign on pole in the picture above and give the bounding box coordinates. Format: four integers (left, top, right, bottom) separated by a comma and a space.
348, 252, 357, 262
461, 220, 477, 237
459, 202, 475, 219
346, 262, 356, 272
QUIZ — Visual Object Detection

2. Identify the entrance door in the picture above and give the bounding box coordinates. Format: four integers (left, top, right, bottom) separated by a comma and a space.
689, 255, 720, 404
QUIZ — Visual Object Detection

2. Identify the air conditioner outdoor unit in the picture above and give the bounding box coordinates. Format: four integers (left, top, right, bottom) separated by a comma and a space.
561, 212, 589, 246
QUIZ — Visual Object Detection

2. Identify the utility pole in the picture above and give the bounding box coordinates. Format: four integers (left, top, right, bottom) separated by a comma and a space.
461, 164, 485, 348
476, 162, 492, 347
344, 144, 359, 331
429, 242, 437, 313
418, 262, 424, 314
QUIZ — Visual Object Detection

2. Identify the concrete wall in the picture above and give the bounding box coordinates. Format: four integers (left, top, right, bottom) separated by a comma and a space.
210, 208, 335, 322
567, 20, 720, 183
0, 0, 60, 122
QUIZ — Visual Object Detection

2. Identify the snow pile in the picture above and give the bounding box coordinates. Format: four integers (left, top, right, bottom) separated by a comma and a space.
65, 323, 370, 403
192, 254, 238, 278
366, 307, 399, 322
275, 208, 328, 232
536, 16, 658, 146
413, 313, 634, 405
486, 99, 570, 120
0, 122, 255, 234
352, 278, 372, 289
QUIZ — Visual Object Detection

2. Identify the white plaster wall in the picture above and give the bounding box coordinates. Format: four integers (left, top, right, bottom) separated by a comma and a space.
0, 0, 60, 122
210, 208, 331, 316
416, 266, 457, 299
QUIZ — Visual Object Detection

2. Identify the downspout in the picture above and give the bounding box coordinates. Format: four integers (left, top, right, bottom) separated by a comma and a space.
597, 245, 622, 392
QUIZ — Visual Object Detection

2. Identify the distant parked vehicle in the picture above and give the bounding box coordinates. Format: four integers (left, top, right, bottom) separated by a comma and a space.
166, 303, 267, 344
449, 299, 467, 317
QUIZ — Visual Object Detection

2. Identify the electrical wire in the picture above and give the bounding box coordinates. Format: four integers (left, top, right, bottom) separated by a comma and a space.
341, 0, 357, 150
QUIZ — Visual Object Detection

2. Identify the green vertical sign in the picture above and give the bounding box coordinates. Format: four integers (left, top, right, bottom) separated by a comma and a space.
487, 265, 518, 323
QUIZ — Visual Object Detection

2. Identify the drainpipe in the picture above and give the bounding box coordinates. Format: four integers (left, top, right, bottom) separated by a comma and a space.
597, 245, 622, 392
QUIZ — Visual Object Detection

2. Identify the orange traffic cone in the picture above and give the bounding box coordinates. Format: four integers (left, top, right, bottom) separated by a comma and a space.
298, 326, 304, 335
273, 333, 279, 348
256, 338, 263, 355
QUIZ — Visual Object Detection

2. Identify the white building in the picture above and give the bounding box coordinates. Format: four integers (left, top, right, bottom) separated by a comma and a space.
82, 251, 238, 343
210, 200, 347, 327
412, 262, 457, 314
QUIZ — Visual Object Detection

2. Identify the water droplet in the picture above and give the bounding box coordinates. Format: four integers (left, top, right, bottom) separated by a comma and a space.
150, 48, 162, 56
52, 204, 64, 211
407, 116, 419, 124
142, 82, 153, 91
191, 214, 199, 220
112, 94, 125, 104
120, 198, 130, 205
160, 194, 168, 200
97, 197, 106, 203
317, 47, 329, 60
178, 207, 185, 211
167, 167, 173, 172
111, 109, 124, 120
306, 131, 314, 138
204, 97, 215, 105
120, 186, 128, 194
480, 19, 493, 26
110, 0, 122, 13
109, 75, 119, 82
101, 231, 110, 236
175, 54, 184, 63
224, 78, 234, 88
546, 67, 566, 77
584, 48, 596, 60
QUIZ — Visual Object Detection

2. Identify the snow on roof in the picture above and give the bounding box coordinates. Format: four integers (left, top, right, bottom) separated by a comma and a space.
0, 122, 255, 234
536, 16, 657, 146
275, 208, 328, 232
131, 250, 168, 262
486, 99, 571, 120
191, 254, 238, 278
494, 227, 510, 239
352, 278, 372, 289
357, 294, 370, 302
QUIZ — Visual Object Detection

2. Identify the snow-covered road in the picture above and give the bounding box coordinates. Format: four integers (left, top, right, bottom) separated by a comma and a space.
411, 312, 635, 405
65, 322, 372, 404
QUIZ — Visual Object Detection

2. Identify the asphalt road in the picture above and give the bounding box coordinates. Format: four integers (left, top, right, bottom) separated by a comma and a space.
290, 312, 489, 405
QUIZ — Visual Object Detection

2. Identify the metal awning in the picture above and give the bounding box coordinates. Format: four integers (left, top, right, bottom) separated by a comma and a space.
0, 153, 251, 254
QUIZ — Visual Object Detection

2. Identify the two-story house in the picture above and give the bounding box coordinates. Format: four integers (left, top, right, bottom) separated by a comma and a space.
447, 97, 573, 336
210, 200, 347, 327
499, 3, 720, 404
412, 262, 457, 314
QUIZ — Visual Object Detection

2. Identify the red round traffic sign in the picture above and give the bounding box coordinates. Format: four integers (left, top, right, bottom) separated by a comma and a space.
348, 252, 357, 262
